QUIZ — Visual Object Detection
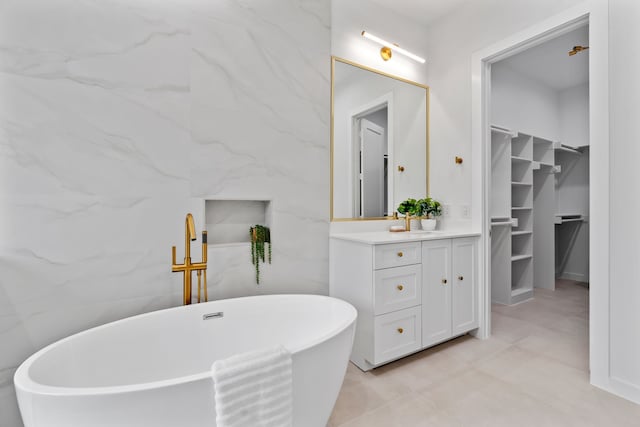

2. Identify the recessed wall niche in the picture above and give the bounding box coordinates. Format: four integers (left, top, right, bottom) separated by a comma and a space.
204, 200, 271, 245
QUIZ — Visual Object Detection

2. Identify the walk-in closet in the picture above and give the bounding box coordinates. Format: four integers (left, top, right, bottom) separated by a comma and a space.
490, 25, 590, 306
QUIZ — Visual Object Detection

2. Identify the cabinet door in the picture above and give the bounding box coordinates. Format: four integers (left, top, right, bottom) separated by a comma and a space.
422, 239, 452, 347
452, 237, 478, 335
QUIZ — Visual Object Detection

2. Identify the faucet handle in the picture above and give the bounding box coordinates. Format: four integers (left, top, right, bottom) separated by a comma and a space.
201, 231, 208, 263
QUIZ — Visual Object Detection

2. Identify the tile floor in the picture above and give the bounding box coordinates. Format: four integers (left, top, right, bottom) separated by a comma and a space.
328, 280, 640, 426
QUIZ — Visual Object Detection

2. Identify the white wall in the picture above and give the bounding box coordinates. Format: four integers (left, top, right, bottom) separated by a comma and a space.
609, 0, 640, 402
189, 0, 330, 300
0, 0, 330, 424
331, 0, 428, 85
491, 64, 561, 139
560, 83, 590, 147
427, 0, 586, 223
460, 0, 639, 404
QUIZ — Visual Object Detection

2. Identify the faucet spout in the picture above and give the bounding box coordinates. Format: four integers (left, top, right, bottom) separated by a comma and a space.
186, 213, 196, 241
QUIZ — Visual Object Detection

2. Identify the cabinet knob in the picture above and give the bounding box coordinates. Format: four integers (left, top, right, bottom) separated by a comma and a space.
397, 252, 403, 257
398, 165, 405, 172
397, 328, 404, 334
442, 278, 448, 284
397, 284, 404, 291
458, 275, 464, 281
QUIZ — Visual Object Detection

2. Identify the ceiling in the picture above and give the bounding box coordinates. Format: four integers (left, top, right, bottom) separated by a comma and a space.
367, 0, 472, 26
497, 26, 589, 90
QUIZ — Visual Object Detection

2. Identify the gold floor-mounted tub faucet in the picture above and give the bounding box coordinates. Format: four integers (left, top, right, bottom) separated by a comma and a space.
172, 213, 208, 305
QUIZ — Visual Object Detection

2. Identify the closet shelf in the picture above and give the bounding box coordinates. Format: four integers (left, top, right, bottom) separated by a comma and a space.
511, 254, 533, 262
554, 214, 584, 224
553, 141, 585, 154
532, 136, 554, 145
511, 156, 531, 163
492, 217, 518, 227
535, 161, 554, 168
511, 181, 532, 187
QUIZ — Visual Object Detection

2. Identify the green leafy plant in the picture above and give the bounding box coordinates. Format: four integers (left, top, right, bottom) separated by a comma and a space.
249, 225, 271, 284
397, 198, 420, 217
418, 197, 443, 219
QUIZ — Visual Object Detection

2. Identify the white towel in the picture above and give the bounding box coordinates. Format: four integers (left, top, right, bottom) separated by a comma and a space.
211, 345, 293, 427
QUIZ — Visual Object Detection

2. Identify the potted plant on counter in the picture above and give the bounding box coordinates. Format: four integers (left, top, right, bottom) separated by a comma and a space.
418, 197, 442, 231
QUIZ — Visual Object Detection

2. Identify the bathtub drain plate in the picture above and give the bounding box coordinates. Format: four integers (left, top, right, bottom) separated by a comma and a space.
203, 312, 224, 320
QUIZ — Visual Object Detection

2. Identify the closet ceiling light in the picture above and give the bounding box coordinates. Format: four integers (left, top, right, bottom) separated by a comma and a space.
361, 31, 426, 64
568, 45, 589, 56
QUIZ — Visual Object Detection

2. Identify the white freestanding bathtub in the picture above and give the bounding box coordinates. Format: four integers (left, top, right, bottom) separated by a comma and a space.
14, 294, 357, 427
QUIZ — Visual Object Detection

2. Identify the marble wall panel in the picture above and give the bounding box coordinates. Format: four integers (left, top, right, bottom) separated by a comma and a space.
1, 0, 330, 424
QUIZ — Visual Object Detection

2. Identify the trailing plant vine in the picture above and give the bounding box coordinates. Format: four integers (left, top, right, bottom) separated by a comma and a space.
250, 224, 271, 284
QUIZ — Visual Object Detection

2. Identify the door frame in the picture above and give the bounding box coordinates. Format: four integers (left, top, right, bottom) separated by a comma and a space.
471, 1, 612, 395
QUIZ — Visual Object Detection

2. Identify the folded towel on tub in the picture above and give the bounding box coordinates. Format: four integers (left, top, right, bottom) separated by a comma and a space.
211, 345, 293, 427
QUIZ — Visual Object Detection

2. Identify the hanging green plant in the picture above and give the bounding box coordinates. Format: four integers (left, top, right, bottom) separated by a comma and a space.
249, 224, 271, 284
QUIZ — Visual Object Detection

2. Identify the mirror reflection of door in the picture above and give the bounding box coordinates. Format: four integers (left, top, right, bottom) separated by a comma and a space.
331, 57, 428, 220
358, 117, 386, 217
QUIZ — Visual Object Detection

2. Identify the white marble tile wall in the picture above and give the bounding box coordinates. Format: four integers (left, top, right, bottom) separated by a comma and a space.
189, 0, 331, 298
0, 0, 330, 425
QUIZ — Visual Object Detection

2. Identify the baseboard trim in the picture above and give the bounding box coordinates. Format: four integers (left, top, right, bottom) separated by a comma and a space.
592, 375, 640, 405
558, 272, 589, 282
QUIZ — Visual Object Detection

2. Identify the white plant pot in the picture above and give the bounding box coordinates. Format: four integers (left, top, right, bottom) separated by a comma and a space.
410, 218, 422, 230
421, 218, 437, 231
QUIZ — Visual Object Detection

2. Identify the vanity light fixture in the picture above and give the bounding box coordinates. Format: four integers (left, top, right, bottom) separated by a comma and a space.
361, 31, 426, 64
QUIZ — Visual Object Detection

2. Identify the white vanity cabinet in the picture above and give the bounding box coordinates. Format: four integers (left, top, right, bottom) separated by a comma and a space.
422, 238, 478, 348
330, 231, 479, 371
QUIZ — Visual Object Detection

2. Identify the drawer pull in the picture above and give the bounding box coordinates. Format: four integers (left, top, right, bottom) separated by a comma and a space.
397, 284, 404, 291
442, 278, 448, 284
397, 252, 403, 257
397, 328, 404, 334
458, 275, 464, 281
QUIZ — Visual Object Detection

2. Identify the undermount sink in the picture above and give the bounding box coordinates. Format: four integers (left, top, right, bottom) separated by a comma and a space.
407, 230, 442, 235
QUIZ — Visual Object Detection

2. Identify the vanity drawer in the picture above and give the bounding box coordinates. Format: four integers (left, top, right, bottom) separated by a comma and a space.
373, 306, 421, 365
374, 264, 421, 315
374, 242, 421, 269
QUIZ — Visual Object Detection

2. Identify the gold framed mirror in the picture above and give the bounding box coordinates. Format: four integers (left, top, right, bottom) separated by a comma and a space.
330, 56, 429, 221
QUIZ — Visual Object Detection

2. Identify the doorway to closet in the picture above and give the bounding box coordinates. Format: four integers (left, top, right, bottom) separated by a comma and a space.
488, 24, 590, 370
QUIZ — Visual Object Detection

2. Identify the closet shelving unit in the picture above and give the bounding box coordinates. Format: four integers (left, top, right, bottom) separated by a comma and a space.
491, 127, 558, 305
490, 127, 515, 305
510, 132, 534, 302
532, 136, 556, 291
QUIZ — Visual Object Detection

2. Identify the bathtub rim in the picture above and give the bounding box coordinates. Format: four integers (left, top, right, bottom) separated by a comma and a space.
14, 294, 357, 397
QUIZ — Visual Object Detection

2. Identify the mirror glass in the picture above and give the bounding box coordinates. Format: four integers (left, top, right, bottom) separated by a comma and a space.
331, 57, 429, 220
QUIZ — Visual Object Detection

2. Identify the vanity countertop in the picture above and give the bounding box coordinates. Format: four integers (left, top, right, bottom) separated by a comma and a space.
330, 229, 481, 245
